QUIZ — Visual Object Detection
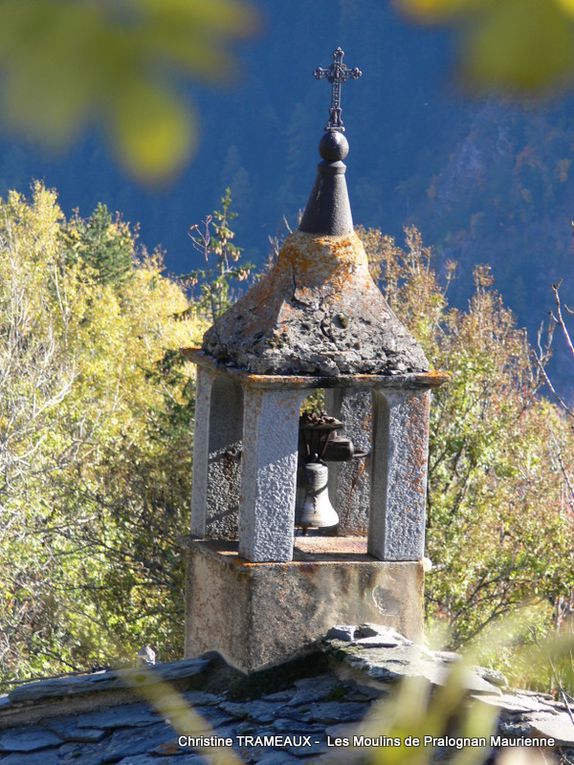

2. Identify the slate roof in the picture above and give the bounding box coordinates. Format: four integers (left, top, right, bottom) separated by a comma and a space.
0, 625, 572, 765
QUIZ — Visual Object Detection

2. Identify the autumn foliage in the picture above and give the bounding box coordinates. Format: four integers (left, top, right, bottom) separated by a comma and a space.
0, 184, 200, 683
0, 188, 572, 689
359, 225, 574, 668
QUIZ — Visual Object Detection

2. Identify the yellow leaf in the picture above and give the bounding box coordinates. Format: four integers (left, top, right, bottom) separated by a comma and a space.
464, 0, 574, 92
555, 0, 574, 17
107, 81, 196, 183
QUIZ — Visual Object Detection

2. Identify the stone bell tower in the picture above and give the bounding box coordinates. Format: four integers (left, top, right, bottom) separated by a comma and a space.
184, 48, 447, 674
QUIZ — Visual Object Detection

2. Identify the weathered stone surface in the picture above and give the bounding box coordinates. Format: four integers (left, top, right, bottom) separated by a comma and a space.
325, 388, 372, 535
325, 722, 354, 738
298, 701, 367, 723
368, 389, 430, 561
102, 722, 176, 761
325, 388, 373, 536
44, 715, 107, 742
153, 657, 211, 681
270, 718, 324, 733
1, 625, 570, 763
286, 737, 329, 757
7, 671, 121, 704
286, 675, 341, 706
190, 370, 243, 540
433, 650, 461, 664
0, 726, 62, 752
182, 690, 221, 706
528, 712, 574, 744
59, 726, 107, 743
325, 625, 356, 642
261, 690, 294, 702
353, 624, 412, 648
255, 753, 300, 765
192, 706, 236, 730
59, 741, 106, 765
471, 666, 508, 688
202, 231, 428, 376
238, 388, 305, 562
4, 657, 210, 710
471, 693, 558, 714
353, 623, 381, 638
324, 635, 502, 695
343, 685, 387, 702
2, 751, 60, 765
354, 635, 404, 648
69, 702, 160, 729
497, 720, 532, 738
117, 757, 207, 765
185, 539, 424, 673
220, 700, 287, 723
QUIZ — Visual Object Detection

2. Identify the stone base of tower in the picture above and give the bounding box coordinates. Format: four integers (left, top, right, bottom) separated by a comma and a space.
184, 537, 424, 674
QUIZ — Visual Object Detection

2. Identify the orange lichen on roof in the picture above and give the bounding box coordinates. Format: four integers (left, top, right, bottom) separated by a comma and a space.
201, 229, 430, 376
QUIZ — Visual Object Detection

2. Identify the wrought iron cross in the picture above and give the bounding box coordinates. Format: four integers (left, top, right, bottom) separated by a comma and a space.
314, 47, 362, 132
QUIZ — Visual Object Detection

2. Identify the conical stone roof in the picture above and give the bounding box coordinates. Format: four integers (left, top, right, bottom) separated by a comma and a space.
201, 65, 428, 377
202, 227, 428, 376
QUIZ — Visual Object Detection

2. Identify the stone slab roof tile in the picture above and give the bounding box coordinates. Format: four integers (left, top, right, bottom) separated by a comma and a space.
116, 757, 208, 765
0, 726, 62, 753
0, 625, 572, 763
1, 751, 60, 765
4, 656, 210, 708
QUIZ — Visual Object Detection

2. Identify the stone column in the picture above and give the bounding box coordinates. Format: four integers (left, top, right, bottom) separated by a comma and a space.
190, 370, 243, 539
368, 388, 430, 561
238, 387, 306, 562
190, 366, 215, 537
205, 376, 243, 538
325, 388, 372, 535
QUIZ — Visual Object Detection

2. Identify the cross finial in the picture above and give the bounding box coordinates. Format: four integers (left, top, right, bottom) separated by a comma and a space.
314, 47, 362, 132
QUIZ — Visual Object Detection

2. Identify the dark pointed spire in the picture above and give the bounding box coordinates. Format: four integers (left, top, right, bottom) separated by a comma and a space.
201, 47, 431, 377
299, 48, 362, 237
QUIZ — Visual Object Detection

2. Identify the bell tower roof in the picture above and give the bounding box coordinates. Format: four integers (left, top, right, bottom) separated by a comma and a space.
202, 47, 429, 376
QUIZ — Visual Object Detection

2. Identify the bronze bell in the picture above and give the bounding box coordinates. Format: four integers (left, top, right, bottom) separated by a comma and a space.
295, 410, 367, 530
297, 462, 339, 529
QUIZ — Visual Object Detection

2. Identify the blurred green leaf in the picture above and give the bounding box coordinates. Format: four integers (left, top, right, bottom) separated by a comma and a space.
555, 0, 574, 17
0, 0, 257, 182
108, 79, 195, 183
395, 0, 574, 94
465, 0, 574, 93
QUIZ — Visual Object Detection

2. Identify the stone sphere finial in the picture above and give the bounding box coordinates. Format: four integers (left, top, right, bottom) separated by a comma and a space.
319, 130, 349, 162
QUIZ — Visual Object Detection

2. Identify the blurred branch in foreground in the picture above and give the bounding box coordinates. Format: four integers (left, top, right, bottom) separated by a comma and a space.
121, 665, 243, 765
0, 0, 258, 183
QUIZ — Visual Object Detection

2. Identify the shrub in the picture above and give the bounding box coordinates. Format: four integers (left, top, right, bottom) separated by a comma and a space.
359, 225, 574, 659
0, 183, 201, 683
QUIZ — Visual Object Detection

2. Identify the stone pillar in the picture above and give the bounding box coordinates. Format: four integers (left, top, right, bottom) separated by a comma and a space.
325, 388, 372, 535
205, 376, 243, 538
190, 370, 243, 539
238, 387, 306, 562
190, 366, 215, 537
368, 388, 430, 561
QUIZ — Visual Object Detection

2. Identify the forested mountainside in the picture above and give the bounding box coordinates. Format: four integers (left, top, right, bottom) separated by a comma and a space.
1, 0, 574, 359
